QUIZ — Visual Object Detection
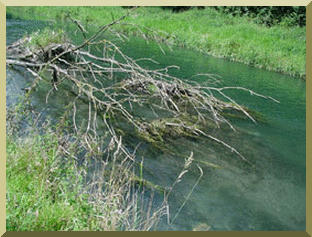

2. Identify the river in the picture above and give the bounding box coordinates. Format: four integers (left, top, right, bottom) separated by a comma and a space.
6, 19, 306, 231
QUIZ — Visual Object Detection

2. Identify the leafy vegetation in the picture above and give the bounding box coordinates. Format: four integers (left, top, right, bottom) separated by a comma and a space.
213, 6, 306, 27
6, 6, 306, 79
164, 6, 306, 27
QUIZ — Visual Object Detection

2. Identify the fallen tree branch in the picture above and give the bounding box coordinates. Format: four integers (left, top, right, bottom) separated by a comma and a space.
6, 11, 278, 166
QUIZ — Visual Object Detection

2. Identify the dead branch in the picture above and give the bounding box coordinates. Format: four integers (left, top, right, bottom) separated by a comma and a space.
6, 11, 278, 166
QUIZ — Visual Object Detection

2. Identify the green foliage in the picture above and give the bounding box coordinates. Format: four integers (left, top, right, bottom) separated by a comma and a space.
161, 6, 205, 13
214, 6, 306, 27
6, 6, 306, 78
160, 6, 306, 27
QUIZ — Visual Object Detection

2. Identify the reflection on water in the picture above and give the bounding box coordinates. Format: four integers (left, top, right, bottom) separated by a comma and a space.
6, 19, 306, 230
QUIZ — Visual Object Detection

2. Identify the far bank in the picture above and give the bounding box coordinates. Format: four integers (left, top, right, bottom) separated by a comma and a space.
6, 6, 306, 79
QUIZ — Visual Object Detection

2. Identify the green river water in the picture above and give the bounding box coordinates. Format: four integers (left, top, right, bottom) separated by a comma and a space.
6, 19, 306, 231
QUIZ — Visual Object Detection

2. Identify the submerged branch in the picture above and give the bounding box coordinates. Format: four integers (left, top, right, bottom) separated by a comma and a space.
6, 12, 278, 168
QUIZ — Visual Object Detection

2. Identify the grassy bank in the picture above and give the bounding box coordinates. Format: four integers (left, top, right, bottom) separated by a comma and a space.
6, 134, 97, 230
7, 6, 306, 79
6, 101, 164, 231
7, 130, 166, 230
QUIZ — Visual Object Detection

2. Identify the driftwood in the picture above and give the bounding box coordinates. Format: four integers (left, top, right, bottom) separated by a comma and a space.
6, 10, 279, 166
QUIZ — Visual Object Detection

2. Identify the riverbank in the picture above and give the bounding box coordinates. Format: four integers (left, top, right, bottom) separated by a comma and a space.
6, 133, 97, 230
6, 6, 306, 79
7, 131, 166, 230
6, 101, 164, 231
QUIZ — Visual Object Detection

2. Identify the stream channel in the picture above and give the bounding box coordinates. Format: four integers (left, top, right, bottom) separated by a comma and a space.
6, 19, 306, 231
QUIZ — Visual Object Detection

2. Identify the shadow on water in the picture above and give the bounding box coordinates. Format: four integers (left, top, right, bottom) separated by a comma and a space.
6, 19, 306, 231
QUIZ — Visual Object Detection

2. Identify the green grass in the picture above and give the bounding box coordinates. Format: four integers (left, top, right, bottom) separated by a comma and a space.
6, 133, 99, 231
25, 28, 67, 49
6, 128, 161, 231
7, 6, 306, 79
6, 95, 166, 231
